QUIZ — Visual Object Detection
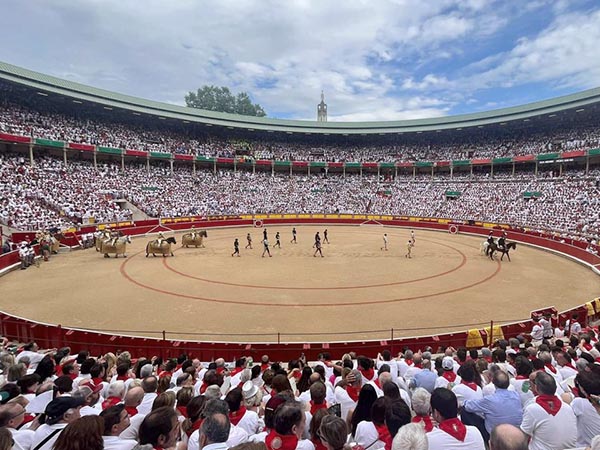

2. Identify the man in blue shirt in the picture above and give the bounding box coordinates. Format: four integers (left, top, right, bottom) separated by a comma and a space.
411, 358, 437, 393
463, 369, 523, 436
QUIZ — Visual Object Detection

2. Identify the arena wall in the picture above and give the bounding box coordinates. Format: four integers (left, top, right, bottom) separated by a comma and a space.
1, 217, 598, 360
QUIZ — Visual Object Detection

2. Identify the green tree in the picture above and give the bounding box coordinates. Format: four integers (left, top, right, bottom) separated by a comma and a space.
185, 86, 266, 116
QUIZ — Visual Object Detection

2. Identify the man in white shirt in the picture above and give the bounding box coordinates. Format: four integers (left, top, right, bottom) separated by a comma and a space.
100, 404, 138, 450
31, 396, 84, 450
199, 413, 230, 450
15, 342, 53, 371
521, 371, 577, 450
530, 319, 544, 347
137, 376, 158, 415
427, 388, 485, 450
0, 402, 36, 450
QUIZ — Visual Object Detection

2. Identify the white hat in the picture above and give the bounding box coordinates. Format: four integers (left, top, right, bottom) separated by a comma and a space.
442, 356, 454, 371
242, 380, 258, 399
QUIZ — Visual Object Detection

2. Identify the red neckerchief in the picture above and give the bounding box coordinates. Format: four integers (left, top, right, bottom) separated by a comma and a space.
216, 367, 225, 375
515, 375, 529, 380
311, 438, 327, 450
545, 364, 557, 374
186, 418, 203, 437
266, 430, 299, 450
159, 370, 172, 379
374, 423, 392, 450
374, 378, 382, 390
200, 382, 208, 394
405, 359, 414, 366
20, 414, 35, 427
323, 360, 333, 368
117, 375, 129, 381
125, 406, 138, 417
563, 362, 577, 371
595, 357, 600, 364
292, 371, 301, 380
460, 380, 478, 391
442, 371, 457, 382
231, 367, 243, 376
310, 401, 328, 415
176, 364, 183, 371
359, 367, 375, 381
536, 394, 562, 416
92, 377, 104, 386
583, 343, 593, 351
438, 418, 467, 442
177, 405, 188, 418
229, 406, 247, 426
68, 373, 77, 380
414, 363, 422, 369
412, 415, 434, 432
346, 385, 360, 402
102, 396, 122, 410
484, 356, 493, 364
261, 363, 270, 371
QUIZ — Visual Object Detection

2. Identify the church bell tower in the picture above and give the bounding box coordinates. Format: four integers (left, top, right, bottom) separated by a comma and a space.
317, 91, 327, 122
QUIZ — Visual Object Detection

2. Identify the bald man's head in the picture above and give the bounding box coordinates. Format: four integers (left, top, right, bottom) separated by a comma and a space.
125, 386, 144, 407
490, 424, 528, 450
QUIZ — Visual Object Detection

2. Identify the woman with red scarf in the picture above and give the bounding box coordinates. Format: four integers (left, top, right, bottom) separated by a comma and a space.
353, 397, 391, 450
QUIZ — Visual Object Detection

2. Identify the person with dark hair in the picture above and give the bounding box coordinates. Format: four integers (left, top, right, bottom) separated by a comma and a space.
183, 395, 207, 438
353, 396, 390, 449
265, 402, 311, 450
16, 373, 41, 401
100, 404, 137, 450
33, 355, 56, 383
138, 406, 180, 450
488, 424, 528, 450
349, 384, 377, 438
225, 387, 259, 436
453, 360, 482, 407
296, 367, 313, 396
509, 356, 534, 408
521, 370, 576, 450
463, 370, 522, 438
52, 415, 104, 450
428, 388, 484, 449
31, 396, 84, 450
189, 398, 247, 450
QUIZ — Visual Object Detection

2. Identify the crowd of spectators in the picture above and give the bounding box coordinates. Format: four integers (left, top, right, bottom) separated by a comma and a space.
1, 322, 600, 450
1, 153, 598, 246
2, 98, 600, 163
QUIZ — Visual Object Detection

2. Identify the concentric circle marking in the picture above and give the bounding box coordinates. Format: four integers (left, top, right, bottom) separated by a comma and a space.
162, 238, 467, 290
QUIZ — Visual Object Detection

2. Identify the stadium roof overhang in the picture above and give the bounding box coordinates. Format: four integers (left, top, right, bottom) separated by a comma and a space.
1, 60, 600, 136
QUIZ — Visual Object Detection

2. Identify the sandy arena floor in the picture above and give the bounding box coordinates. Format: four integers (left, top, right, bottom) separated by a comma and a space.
2, 226, 598, 343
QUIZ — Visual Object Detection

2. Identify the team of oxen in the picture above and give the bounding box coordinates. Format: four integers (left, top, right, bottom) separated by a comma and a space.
94, 229, 207, 258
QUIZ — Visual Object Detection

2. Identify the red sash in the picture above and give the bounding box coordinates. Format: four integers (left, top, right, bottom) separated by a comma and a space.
346, 385, 360, 402
405, 359, 414, 366
231, 367, 243, 376
412, 415, 434, 432
442, 371, 457, 383
460, 380, 478, 391
266, 430, 299, 450
186, 418, 203, 437
438, 418, 467, 442
177, 405, 188, 418
229, 406, 247, 426
536, 395, 562, 416
68, 373, 77, 380
311, 438, 327, 450
125, 406, 138, 417
310, 401, 328, 415
373, 379, 382, 390
583, 343, 593, 351
261, 363, 270, 371
545, 364, 557, 374
117, 375, 129, 381
359, 367, 375, 382
102, 396, 122, 410
200, 382, 208, 394
159, 370, 172, 379
374, 423, 392, 450
92, 377, 104, 386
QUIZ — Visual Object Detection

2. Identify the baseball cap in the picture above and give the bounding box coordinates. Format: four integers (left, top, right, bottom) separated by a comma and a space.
442, 356, 454, 371
45, 396, 85, 420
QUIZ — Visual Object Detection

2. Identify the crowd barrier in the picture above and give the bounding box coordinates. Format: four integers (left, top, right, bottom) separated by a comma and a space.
1, 215, 599, 360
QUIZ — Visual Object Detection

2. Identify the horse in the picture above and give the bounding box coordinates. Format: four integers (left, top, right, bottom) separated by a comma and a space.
102, 235, 132, 258
181, 230, 208, 248
146, 236, 177, 257
486, 241, 517, 261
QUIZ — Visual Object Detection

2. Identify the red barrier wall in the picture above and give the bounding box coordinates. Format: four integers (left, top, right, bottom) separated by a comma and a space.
2, 217, 598, 360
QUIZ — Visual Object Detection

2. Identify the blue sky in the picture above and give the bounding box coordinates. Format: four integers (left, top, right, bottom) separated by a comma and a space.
1, 0, 599, 121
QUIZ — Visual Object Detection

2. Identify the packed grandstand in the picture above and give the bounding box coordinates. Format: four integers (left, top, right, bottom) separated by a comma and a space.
1, 62, 600, 450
